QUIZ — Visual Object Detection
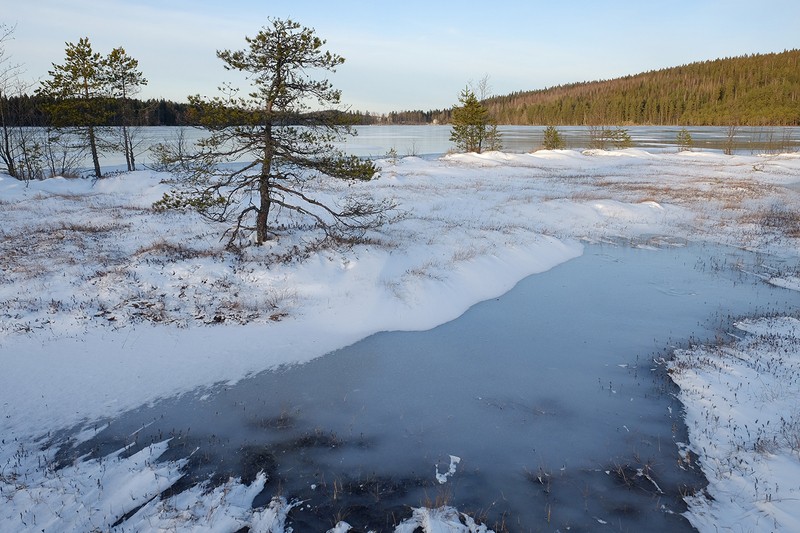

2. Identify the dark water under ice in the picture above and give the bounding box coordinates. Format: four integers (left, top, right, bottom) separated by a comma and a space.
63, 241, 800, 531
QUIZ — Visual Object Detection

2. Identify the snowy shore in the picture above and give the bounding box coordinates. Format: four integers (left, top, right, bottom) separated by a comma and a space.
2, 149, 800, 531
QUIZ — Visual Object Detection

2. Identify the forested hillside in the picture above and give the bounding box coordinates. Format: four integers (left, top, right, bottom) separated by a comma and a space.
486, 49, 800, 126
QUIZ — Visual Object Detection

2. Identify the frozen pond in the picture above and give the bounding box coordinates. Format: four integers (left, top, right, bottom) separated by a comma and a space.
60, 241, 800, 531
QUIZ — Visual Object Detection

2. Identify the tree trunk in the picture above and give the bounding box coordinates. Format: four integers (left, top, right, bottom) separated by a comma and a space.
0, 126, 17, 178
0, 100, 17, 178
88, 125, 102, 178
256, 175, 270, 244
122, 125, 134, 171
255, 122, 273, 244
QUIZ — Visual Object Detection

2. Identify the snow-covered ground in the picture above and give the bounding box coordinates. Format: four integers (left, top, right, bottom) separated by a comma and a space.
2, 148, 800, 531
668, 317, 800, 533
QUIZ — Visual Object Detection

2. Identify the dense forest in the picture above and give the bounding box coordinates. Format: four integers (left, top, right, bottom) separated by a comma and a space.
1, 95, 450, 127
485, 49, 800, 126
3, 96, 311, 127
2, 96, 194, 127
3, 50, 798, 128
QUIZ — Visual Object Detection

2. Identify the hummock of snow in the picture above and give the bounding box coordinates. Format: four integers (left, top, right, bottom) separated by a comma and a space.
3, 148, 800, 531
325, 507, 494, 533
393, 506, 494, 533
435, 454, 461, 484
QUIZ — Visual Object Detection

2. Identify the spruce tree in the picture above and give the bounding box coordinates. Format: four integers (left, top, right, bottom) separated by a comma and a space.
449, 87, 498, 153
542, 125, 565, 150
38, 37, 109, 178
676, 127, 693, 151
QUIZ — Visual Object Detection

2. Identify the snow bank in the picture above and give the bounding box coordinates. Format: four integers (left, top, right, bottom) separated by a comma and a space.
668, 317, 800, 532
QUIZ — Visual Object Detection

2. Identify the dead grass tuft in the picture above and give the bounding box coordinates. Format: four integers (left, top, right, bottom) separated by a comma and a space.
567, 189, 609, 202
134, 240, 215, 262
59, 222, 123, 234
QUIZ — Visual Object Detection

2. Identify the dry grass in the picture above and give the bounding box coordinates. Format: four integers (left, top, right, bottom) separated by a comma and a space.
59, 221, 125, 234
565, 189, 609, 202
742, 205, 800, 239
134, 239, 215, 263
618, 180, 763, 205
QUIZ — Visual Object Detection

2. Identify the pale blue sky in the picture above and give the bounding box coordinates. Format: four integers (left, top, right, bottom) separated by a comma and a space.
4, 0, 799, 113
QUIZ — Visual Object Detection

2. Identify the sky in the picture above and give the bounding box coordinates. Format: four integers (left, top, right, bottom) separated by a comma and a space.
3, 0, 800, 114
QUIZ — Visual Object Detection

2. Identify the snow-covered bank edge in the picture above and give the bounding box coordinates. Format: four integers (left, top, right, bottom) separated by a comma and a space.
2, 438, 490, 532
0, 236, 582, 442
0, 223, 575, 532
668, 316, 800, 532
0, 238, 577, 528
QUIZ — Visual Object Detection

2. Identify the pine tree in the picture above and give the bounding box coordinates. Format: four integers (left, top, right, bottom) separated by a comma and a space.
38, 37, 109, 178
154, 18, 393, 247
104, 47, 147, 170
449, 87, 498, 153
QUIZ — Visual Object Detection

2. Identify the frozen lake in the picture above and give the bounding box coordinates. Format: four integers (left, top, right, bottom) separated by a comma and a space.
59, 241, 800, 531
27, 124, 797, 173
343, 124, 799, 158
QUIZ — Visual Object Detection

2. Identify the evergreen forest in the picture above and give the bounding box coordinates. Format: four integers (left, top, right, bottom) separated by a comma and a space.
485, 49, 800, 126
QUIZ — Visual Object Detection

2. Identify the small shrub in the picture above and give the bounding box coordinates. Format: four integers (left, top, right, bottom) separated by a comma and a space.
588, 126, 632, 150
757, 128, 797, 154
484, 123, 503, 151
676, 128, 693, 152
542, 125, 565, 150
149, 129, 194, 173
385, 147, 398, 164
724, 124, 739, 155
